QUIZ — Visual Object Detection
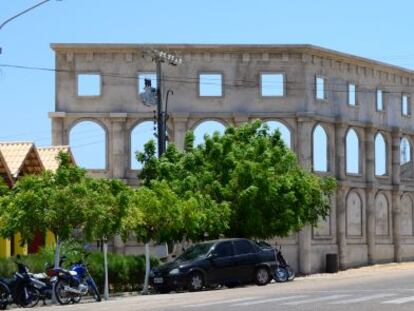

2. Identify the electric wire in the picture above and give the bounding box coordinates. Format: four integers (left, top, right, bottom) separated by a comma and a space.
1, 63, 413, 95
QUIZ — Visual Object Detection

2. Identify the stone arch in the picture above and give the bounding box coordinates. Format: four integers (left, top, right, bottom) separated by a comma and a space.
345, 128, 361, 174
312, 123, 328, 172
375, 132, 387, 176
129, 120, 157, 170
191, 119, 227, 146
375, 192, 389, 236
68, 119, 108, 169
400, 193, 414, 236
264, 119, 292, 148
346, 190, 363, 237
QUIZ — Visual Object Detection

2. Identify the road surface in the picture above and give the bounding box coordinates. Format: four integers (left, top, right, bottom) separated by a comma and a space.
17, 262, 414, 311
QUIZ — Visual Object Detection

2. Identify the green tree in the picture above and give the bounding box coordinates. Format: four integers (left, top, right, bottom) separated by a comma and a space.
137, 120, 336, 240
123, 179, 230, 294
86, 178, 132, 300
0, 179, 8, 196
0, 152, 94, 268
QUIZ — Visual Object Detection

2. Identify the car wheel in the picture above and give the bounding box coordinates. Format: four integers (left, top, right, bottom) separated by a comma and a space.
254, 267, 271, 286
188, 272, 204, 291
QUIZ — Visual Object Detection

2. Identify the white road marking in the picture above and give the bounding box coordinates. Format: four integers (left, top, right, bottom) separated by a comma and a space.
382, 295, 414, 304
283, 294, 350, 305
331, 293, 397, 304
183, 297, 260, 308
231, 295, 309, 307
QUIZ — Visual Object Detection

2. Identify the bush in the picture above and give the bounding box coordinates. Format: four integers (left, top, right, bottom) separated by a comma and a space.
0, 249, 161, 293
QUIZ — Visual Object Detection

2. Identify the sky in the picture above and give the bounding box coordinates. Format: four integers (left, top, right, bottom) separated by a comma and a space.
1, 0, 414, 169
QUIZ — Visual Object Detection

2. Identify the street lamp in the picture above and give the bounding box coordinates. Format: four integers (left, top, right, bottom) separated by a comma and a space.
0, 0, 61, 54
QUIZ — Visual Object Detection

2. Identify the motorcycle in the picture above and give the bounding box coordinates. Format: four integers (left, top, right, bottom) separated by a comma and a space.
273, 243, 295, 282
52, 256, 101, 305
0, 257, 44, 309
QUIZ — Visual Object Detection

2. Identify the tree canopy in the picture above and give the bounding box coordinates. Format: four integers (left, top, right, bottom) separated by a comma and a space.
137, 120, 336, 239
0, 152, 113, 244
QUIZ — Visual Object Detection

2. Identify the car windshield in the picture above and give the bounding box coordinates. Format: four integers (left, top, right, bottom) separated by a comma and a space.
177, 243, 214, 261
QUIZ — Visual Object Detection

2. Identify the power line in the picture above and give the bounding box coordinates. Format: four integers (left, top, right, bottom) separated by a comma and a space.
0, 63, 413, 96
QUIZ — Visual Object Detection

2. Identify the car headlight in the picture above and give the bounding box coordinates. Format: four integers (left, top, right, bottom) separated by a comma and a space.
169, 268, 180, 275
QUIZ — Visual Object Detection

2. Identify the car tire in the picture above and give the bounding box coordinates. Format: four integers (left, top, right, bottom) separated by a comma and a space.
254, 267, 271, 286
188, 272, 204, 292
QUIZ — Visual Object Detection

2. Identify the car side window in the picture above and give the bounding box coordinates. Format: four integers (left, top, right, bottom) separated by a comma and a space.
234, 240, 255, 255
214, 242, 233, 257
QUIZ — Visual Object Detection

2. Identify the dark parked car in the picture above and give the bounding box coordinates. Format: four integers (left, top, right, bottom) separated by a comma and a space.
150, 238, 276, 293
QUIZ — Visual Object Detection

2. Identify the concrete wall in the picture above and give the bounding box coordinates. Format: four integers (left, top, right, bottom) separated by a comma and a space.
50, 44, 414, 273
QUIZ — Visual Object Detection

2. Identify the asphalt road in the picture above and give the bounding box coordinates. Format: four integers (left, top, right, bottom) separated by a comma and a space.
16, 262, 414, 311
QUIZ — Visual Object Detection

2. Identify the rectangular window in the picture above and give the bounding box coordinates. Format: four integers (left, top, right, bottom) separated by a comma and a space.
260, 73, 284, 97
77, 74, 101, 96
199, 73, 223, 97
138, 72, 157, 93
348, 83, 356, 106
376, 89, 384, 111
402, 94, 410, 116
316, 76, 326, 101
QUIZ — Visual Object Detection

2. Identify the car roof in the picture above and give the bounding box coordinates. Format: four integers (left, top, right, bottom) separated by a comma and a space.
202, 238, 252, 245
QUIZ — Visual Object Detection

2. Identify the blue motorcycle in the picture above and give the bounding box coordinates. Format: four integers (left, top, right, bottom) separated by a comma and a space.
53, 257, 101, 305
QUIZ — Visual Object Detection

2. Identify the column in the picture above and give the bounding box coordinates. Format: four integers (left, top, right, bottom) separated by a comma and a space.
297, 116, 313, 274
50, 113, 66, 146
110, 113, 127, 179
336, 186, 348, 270
335, 122, 347, 269
365, 125, 376, 264
13, 233, 28, 256
391, 128, 402, 262
172, 116, 188, 150
0, 238, 11, 258
233, 115, 249, 127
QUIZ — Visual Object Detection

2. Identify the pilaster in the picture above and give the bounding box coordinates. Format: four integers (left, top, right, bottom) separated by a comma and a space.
365, 125, 376, 264
297, 117, 314, 274
110, 113, 127, 179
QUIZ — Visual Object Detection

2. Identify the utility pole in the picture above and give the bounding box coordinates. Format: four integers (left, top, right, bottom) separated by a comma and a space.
141, 49, 182, 157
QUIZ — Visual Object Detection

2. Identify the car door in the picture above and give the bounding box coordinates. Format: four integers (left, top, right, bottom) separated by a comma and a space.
232, 239, 258, 282
206, 241, 235, 284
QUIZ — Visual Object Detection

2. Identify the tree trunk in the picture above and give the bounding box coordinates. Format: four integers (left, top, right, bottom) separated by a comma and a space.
52, 238, 62, 304
141, 242, 150, 295
103, 241, 109, 300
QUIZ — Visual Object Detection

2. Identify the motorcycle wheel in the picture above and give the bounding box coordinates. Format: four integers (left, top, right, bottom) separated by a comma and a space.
54, 279, 72, 305
17, 285, 40, 308
274, 267, 288, 282
71, 294, 82, 304
286, 266, 295, 281
89, 285, 101, 302
0, 282, 9, 310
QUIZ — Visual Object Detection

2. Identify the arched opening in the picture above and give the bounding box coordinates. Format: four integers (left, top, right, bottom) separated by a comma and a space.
312, 124, 328, 172
346, 128, 360, 174
375, 133, 387, 176
193, 120, 226, 146
69, 120, 106, 169
401, 194, 414, 236
346, 190, 363, 236
130, 121, 157, 170
375, 192, 389, 236
265, 120, 292, 148
401, 137, 411, 164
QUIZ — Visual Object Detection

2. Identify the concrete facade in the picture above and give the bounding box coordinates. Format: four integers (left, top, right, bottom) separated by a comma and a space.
50, 44, 414, 273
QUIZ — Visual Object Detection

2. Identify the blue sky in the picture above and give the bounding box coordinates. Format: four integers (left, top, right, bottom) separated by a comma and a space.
1, 0, 414, 168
